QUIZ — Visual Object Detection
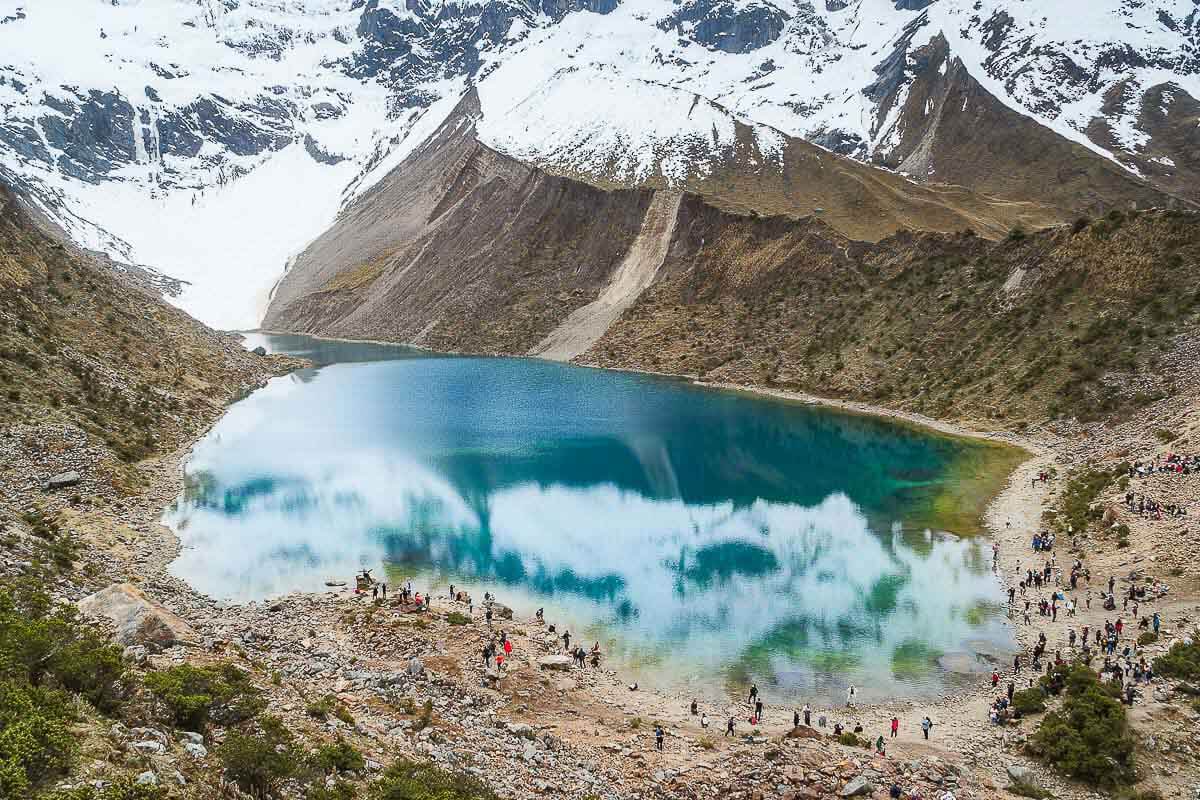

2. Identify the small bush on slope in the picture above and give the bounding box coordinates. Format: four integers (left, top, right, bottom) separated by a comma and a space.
144, 662, 264, 730
369, 759, 498, 800
1028, 664, 1135, 787
217, 715, 300, 796
1153, 637, 1200, 681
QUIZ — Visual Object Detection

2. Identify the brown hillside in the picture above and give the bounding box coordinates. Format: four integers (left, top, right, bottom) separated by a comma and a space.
582, 199, 1200, 425
0, 183, 292, 481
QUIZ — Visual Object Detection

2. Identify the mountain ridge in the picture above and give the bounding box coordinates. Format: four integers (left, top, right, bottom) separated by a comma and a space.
2, 0, 1198, 327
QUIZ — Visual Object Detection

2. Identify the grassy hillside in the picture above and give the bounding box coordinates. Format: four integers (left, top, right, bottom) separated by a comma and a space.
583, 202, 1200, 426
0, 186, 293, 478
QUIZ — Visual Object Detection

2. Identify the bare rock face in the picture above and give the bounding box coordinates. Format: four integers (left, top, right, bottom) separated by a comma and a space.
78, 583, 198, 650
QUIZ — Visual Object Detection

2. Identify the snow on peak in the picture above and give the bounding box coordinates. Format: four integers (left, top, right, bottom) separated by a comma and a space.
0, 0, 1196, 328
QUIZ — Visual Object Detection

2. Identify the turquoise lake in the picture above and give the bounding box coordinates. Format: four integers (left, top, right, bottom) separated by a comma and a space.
166, 333, 1022, 703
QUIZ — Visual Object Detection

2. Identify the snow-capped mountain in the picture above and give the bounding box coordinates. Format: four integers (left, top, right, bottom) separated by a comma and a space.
0, 0, 1196, 328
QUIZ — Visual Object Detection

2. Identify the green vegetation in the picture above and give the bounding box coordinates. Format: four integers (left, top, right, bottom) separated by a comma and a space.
1008, 778, 1052, 799
306, 694, 355, 725
1136, 632, 1158, 647
43, 778, 166, 800
1153, 637, 1200, 681
1028, 664, 1135, 787
445, 611, 471, 626
144, 662, 265, 730
1011, 687, 1047, 715
1051, 467, 1116, 536
368, 759, 497, 800
311, 739, 365, 775
216, 715, 299, 796
0, 578, 131, 799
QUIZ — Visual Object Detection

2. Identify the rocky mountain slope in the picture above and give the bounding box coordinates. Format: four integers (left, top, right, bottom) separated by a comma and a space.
0, 180, 293, 486
582, 203, 1200, 425
262, 86, 1082, 351
266, 88, 1200, 428
1, 0, 1197, 328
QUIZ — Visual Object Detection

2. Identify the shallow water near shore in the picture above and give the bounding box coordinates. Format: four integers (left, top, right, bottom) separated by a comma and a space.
166, 333, 1023, 704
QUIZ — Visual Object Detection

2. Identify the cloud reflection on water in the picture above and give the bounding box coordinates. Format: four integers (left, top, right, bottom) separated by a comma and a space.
167, 349, 1014, 702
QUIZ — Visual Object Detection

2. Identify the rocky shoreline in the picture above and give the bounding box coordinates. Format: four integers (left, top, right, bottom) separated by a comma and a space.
6, 348, 1200, 800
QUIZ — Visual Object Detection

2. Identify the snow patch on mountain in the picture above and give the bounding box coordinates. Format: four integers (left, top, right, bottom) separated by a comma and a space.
0, 0, 1196, 329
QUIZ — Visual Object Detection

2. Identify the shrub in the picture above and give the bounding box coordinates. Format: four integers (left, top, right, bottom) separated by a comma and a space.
311, 738, 365, 774
43, 776, 167, 800
445, 612, 471, 626
1137, 632, 1158, 647
837, 732, 862, 747
1008, 778, 1051, 799
1053, 468, 1115, 536
1028, 664, 1135, 787
413, 699, 433, 732
144, 663, 264, 730
1153, 428, 1177, 444
1153, 638, 1200, 681
369, 759, 497, 800
1012, 688, 1046, 715
306, 694, 354, 725
0, 585, 126, 712
0, 680, 75, 799
216, 715, 298, 796
307, 781, 357, 800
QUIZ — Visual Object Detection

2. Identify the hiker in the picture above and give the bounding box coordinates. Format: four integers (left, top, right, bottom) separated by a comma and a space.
381, 583, 387, 599
875, 734, 885, 755
372, 585, 378, 600
803, 703, 811, 726
690, 699, 699, 716
921, 716, 932, 740
655, 725, 664, 751
846, 685, 857, 707
700, 712, 709, 729
562, 629, 571, 651
748, 683, 758, 704
890, 716, 899, 738
793, 709, 800, 727
754, 698, 763, 721
725, 717, 735, 737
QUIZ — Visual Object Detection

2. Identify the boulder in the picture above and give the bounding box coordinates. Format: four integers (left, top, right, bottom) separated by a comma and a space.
78, 583, 198, 649
1006, 764, 1036, 785
786, 724, 823, 740
839, 776, 872, 797
251, 346, 267, 356
538, 655, 573, 671
406, 657, 424, 676
491, 602, 514, 620
44, 471, 81, 490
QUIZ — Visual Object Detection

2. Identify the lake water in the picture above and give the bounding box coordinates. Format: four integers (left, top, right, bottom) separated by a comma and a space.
166, 333, 1022, 703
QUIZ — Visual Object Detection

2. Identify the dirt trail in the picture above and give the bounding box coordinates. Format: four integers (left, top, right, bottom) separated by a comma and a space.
531, 191, 681, 361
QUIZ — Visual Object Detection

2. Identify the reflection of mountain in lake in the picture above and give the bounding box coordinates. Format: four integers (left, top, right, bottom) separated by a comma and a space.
168, 336, 1017, 702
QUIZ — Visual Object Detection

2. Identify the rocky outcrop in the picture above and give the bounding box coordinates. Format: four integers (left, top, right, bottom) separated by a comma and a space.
868, 34, 1176, 217
78, 583, 199, 649
658, 0, 790, 54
